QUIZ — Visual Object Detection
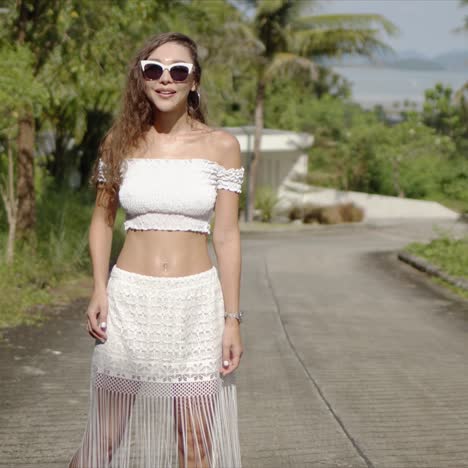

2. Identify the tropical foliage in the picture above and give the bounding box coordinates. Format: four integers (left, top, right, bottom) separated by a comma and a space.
233, 0, 397, 220
303, 89, 468, 209
0, 0, 467, 328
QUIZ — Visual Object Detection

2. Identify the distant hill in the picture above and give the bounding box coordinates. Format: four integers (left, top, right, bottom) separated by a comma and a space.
397, 50, 427, 61
433, 50, 468, 71
319, 49, 468, 71
389, 58, 445, 71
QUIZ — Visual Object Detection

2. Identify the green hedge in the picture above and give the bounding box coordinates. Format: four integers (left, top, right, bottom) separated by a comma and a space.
0, 185, 126, 330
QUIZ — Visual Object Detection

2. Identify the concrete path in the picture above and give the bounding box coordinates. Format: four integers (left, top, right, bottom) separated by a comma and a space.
1, 220, 467, 468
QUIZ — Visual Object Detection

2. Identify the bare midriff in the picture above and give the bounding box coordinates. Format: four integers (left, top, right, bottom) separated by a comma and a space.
115, 229, 213, 277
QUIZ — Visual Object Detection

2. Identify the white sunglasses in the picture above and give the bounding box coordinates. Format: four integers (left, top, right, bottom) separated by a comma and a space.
140, 60, 194, 82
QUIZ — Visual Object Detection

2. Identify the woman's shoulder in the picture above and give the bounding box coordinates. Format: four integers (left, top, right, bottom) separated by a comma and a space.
213, 131, 241, 170
200, 127, 241, 169
193, 123, 238, 148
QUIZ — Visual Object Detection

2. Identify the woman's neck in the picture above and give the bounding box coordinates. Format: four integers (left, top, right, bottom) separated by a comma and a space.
153, 109, 194, 135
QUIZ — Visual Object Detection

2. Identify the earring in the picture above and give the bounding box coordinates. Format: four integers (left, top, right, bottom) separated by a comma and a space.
189, 89, 200, 112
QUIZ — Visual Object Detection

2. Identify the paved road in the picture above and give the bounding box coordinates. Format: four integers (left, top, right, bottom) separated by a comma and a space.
1, 220, 467, 468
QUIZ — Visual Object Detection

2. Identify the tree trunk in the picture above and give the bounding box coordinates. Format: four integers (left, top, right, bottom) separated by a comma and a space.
0, 144, 18, 264
16, 0, 36, 237
16, 113, 36, 236
392, 158, 405, 198
53, 128, 68, 188
247, 79, 265, 222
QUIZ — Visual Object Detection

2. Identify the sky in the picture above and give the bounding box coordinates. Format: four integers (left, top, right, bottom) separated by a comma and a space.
307, 0, 467, 57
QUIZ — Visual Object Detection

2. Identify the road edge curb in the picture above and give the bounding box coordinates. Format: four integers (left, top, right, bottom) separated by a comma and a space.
397, 251, 468, 292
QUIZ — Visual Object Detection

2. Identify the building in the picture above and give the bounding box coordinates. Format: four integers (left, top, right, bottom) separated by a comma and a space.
223, 126, 314, 193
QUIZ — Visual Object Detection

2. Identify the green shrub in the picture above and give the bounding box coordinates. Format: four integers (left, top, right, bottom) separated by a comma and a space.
254, 185, 279, 222
304, 94, 467, 212
406, 234, 468, 279
0, 185, 126, 330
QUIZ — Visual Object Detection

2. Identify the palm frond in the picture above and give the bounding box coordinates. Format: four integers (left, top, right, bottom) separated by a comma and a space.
293, 13, 399, 36
256, 0, 289, 16
223, 20, 266, 55
290, 28, 394, 58
263, 51, 319, 82
253, 0, 304, 57
255, 0, 304, 27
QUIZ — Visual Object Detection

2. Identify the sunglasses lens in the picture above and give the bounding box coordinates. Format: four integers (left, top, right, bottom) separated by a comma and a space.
143, 63, 163, 81
170, 65, 190, 81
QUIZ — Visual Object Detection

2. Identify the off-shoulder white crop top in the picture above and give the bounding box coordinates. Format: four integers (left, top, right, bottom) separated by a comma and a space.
97, 158, 244, 234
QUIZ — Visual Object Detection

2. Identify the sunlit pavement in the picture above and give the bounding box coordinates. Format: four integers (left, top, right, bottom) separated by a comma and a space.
0, 219, 467, 468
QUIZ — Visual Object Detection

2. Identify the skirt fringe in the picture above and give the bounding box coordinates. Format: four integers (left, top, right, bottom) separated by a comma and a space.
68, 265, 242, 468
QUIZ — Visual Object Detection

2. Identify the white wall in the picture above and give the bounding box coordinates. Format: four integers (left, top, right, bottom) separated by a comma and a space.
277, 180, 459, 220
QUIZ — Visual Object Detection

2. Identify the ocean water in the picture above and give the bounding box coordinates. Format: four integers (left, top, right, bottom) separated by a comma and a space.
332, 66, 467, 110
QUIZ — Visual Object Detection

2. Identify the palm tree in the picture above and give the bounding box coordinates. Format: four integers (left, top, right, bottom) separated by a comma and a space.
235, 0, 398, 222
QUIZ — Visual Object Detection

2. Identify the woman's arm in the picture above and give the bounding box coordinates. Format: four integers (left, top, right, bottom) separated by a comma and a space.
89, 188, 117, 291
213, 222, 241, 326
212, 132, 244, 376
86, 186, 118, 342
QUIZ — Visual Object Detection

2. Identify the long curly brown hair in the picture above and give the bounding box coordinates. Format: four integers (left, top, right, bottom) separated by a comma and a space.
89, 31, 207, 226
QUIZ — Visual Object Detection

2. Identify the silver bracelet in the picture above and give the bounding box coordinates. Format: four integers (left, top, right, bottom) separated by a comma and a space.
224, 311, 243, 324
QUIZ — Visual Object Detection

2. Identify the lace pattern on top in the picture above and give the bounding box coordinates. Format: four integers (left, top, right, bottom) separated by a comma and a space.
97, 158, 244, 192
96, 158, 107, 184
123, 212, 211, 233
217, 165, 244, 193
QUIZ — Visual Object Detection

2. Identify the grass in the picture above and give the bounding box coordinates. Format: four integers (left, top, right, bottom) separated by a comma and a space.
0, 186, 126, 331
0, 266, 92, 330
405, 235, 468, 279
404, 233, 468, 299
426, 195, 468, 215
432, 277, 468, 300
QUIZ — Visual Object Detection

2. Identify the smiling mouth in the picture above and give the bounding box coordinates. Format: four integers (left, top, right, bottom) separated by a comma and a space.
156, 90, 176, 95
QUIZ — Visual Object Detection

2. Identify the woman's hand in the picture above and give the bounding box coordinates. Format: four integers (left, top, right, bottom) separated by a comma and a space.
86, 289, 109, 343
220, 320, 243, 376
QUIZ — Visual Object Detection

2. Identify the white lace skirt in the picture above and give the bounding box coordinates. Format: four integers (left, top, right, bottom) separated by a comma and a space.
69, 265, 242, 468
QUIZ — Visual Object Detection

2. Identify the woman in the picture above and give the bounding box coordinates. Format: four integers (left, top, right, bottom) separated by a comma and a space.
68, 31, 244, 468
